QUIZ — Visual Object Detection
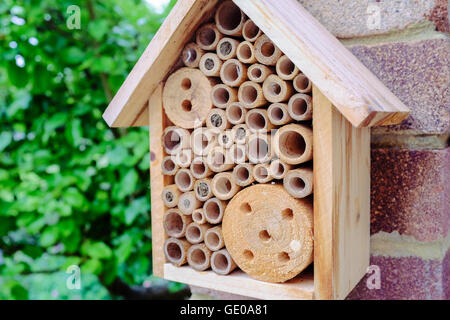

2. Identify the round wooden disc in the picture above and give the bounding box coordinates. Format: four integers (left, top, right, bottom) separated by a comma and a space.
163, 67, 214, 129
222, 184, 313, 283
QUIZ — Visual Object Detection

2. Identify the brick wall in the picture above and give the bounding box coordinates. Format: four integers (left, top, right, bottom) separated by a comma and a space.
190, 0, 449, 300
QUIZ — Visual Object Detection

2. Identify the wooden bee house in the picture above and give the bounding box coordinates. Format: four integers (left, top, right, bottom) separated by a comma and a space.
102, 0, 410, 300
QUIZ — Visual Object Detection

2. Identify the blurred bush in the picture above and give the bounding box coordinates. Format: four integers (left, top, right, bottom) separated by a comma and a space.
0, 0, 183, 299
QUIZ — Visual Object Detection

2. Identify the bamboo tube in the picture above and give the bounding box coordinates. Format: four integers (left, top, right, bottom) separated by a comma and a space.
194, 178, 214, 202
162, 126, 190, 155
248, 64, 273, 83
233, 163, 255, 187
196, 23, 222, 51
238, 81, 267, 109
215, 1, 245, 37
163, 68, 214, 129
283, 167, 314, 199
293, 74, 312, 93
231, 124, 250, 145
161, 184, 182, 208
206, 146, 234, 173
161, 156, 179, 176
273, 124, 313, 165
276, 55, 300, 80
192, 208, 207, 225
220, 59, 248, 87
175, 168, 195, 192
191, 127, 218, 157
164, 238, 191, 267
199, 53, 223, 77
247, 133, 272, 164
218, 130, 234, 149
217, 37, 239, 60
163, 209, 192, 238
203, 197, 227, 224
236, 41, 257, 64
288, 93, 313, 121
204, 226, 225, 251
178, 191, 203, 215
190, 156, 213, 180
254, 35, 283, 66
242, 20, 262, 42
222, 184, 314, 283
253, 163, 273, 183
245, 109, 274, 133
229, 143, 247, 164
225, 103, 246, 125
211, 249, 238, 275
267, 103, 292, 126
262, 74, 294, 103
174, 149, 193, 169
206, 108, 231, 133
211, 84, 238, 109
211, 172, 241, 201
182, 42, 204, 68
187, 244, 212, 271
186, 222, 212, 244
269, 159, 292, 180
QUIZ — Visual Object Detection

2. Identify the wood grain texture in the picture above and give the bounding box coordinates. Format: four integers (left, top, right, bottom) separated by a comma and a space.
103, 0, 219, 127
313, 85, 371, 300
233, 0, 409, 127
164, 264, 314, 300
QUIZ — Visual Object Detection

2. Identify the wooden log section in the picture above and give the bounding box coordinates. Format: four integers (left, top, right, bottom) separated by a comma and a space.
253, 163, 273, 183
284, 167, 313, 199
273, 124, 313, 165
187, 244, 212, 271
211, 172, 241, 200
163, 68, 214, 129
233, 163, 255, 187
178, 191, 203, 215
236, 41, 257, 64
218, 130, 234, 149
267, 103, 293, 126
293, 74, 312, 93
174, 149, 193, 169
163, 209, 192, 238
254, 35, 283, 66
222, 184, 314, 283
161, 184, 182, 208
196, 23, 223, 51
226, 103, 246, 125
206, 108, 231, 133
211, 249, 238, 275
203, 197, 227, 224
217, 37, 239, 60
162, 126, 191, 155
182, 42, 204, 68
247, 64, 273, 83
204, 226, 225, 251
194, 178, 214, 202
288, 93, 312, 121
220, 59, 248, 87
190, 156, 213, 179
164, 238, 191, 267
211, 84, 238, 109
231, 124, 250, 145
192, 208, 207, 225
262, 74, 294, 103
245, 109, 274, 133
186, 222, 212, 244
276, 55, 300, 80
175, 168, 195, 192
215, 0, 245, 37
207, 146, 234, 173
199, 53, 223, 77
269, 159, 292, 180
247, 133, 272, 164
238, 81, 267, 109
191, 127, 218, 156
161, 155, 179, 176
229, 143, 247, 164
242, 20, 262, 42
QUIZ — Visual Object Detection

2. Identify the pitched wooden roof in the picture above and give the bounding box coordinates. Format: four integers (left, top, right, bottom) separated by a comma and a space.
103, 0, 409, 128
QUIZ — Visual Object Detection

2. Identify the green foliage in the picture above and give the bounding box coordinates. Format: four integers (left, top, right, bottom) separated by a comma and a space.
0, 0, 177, 299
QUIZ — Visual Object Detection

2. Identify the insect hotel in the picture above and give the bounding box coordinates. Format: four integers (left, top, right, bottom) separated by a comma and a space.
103, 0, 410, 300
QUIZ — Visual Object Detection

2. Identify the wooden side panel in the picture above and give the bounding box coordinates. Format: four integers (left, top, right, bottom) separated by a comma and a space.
103, 0, 219, 127
313, 86, 371, 299
233, 0, 409, 127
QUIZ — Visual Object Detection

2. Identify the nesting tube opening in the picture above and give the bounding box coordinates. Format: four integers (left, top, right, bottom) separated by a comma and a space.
215, 1, 245, 36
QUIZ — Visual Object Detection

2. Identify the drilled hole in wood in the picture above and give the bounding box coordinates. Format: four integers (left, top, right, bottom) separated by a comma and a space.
163, 130, 181, 151
279, 131, 306, 158
261, 42, 275, 57
240, 202, 252, 213
282, 208, 294, 220
181, 100, 192, 112
243, 249, 254, 260
213, 87, 230, 105
259, 230, 271, 242
167, 242, 182, 261
242, 85, 257, 104
292, 97, 307, 116
248, 112, 266, 130
278, 251, 290, 263
181, 78, 192, 90
217, 1, 242, 32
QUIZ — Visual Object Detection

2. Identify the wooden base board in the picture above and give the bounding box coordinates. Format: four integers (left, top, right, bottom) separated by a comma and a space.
164, 263, 314, 300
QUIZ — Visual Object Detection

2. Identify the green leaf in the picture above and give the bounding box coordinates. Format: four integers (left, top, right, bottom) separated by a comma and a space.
6, 60, 28, 88
62, 47, 86, 64
88, 20, 109, 40
39, 225, 60, 247
124, 197, 148, 226
81, 241, 113, 259
0, 132, 13, 151
82, 259, 102, 275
